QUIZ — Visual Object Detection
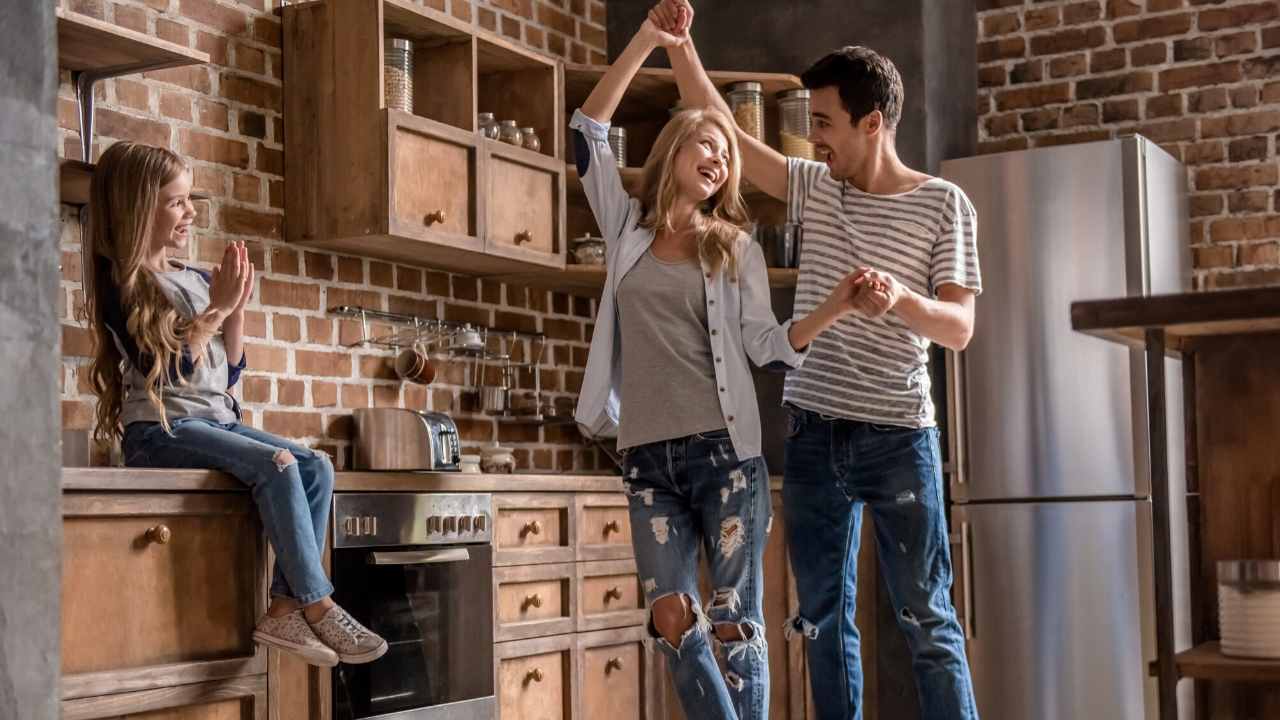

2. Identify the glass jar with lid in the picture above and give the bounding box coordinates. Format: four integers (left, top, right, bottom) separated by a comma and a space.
520, 127, 541, 153
384, 38, 414, 113
777, 89, 814, 160
477, 112, 500, 140
498, 120, 522, 146
726, 81, 764, 142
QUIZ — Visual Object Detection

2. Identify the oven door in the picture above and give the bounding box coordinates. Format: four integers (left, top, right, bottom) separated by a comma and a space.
332, 543, 494, 720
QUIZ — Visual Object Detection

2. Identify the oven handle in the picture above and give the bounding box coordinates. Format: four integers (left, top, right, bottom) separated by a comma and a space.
367, 548, 472, 565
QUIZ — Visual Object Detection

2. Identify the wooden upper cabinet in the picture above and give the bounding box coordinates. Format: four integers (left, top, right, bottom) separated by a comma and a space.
282, 0, 565, 275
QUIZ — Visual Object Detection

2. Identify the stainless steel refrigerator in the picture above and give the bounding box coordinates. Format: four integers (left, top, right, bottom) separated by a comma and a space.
939, 137, 1194, 720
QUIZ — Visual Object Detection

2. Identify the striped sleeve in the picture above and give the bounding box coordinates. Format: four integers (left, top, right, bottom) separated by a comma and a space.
929, 185, 982, 296
786, 157, 828, 225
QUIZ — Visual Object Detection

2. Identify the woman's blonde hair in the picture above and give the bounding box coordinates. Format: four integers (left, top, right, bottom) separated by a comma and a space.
83, 141, 192, 443
635, 108, 751, 277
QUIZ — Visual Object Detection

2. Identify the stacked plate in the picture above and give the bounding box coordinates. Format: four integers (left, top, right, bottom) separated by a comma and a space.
1218, 560, 1280, 659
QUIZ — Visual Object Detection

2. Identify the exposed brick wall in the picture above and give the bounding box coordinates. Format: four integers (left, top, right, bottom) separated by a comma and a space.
57, 0, 609, 471
976, 0, 1280, 289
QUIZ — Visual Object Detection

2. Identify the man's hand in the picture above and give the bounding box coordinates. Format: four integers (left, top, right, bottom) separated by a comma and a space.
853, 268, 905, 319
649, 0, 692, 38
640, 13, 686, 49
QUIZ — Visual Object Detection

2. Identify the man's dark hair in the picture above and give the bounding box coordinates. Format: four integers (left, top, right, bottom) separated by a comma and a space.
801, 46, 904, 132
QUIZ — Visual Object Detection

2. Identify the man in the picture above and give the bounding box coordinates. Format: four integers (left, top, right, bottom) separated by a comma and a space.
651, 2, 982, 718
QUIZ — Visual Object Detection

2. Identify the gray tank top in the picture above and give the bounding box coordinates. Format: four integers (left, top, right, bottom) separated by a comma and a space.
616, 250, 726, 450
117, 266, 238, 427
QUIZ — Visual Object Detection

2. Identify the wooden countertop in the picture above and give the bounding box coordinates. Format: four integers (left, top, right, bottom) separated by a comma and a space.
1070, 286, 1280, 352
62, 467, 624, 493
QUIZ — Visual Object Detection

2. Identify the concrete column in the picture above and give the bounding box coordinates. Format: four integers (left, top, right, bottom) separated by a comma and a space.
0, 2, 62, 718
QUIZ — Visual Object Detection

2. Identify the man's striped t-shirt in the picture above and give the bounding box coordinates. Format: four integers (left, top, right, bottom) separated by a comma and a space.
783, 157, 982, 428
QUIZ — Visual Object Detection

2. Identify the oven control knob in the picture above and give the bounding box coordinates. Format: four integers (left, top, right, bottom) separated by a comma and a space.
459, 516, 473, 533
473, 514, 488, 533
426, 516, 442, 534
443, 516, 457, 534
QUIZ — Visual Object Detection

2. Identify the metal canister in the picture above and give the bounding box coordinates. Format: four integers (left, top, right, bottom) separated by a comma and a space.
607, 126, 627, 168
1218, 559, 1280, 659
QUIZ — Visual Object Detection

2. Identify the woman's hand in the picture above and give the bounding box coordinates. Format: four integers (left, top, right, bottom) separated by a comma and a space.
208, 242, 247, 316
232, 242, 254, 315
649, 0, 692, 39
640, 13, 686, 49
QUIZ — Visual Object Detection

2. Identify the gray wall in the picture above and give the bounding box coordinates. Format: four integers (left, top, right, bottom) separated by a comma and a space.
0, 2, 62, 718
606, 0, 977, 174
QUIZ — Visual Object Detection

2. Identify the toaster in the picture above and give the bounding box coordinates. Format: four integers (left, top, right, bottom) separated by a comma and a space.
352, 408, 460, 471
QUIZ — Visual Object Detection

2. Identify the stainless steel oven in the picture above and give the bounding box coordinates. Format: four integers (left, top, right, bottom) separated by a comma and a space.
331, 493, 494, 720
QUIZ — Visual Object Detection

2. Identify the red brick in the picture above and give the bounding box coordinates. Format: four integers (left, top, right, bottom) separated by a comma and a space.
479, 7, 498, 31
537, 2, 576, 35
500, 14, 521, 40
180, 129, 250, 169
1265, 26, 1280, 49
1090, 48, 1127, 73
396, 266, 423, 293
570, 41, 588, 64
277, 379, 305, 406
1240, 242, 1280, 266
547, 32, 568, 59
1206, 268, 1280, 289
303, 252, 334, 280
369, 261, 395, 288
978, 37, 1026, 63
242, 375, 271, 403
221, 74, 282, 112
1173, 37, 1213, 62
260, 278, 320, 310
263, 411, 323, 439
1062, 103, 1102, 127
1031, 26, 1108, 55
1243, 54, 1280, 81
62, 324, 94, 358
1033, 129, 1113, 147
982, 114, 1016, 139
234, 43, 266, 75
358, 355, 396, 381
327, 287, 383, 310
1190, 193, 1225, 217
1049, 53, 1088, 78
995, 83, 1071, 110
1026, 7, 1062, 30
245, 343, 287, 372
1184, 140, 1225, 165
338, 257, 363, 283
1226, 110, 1280, 136
306, 317, 332, 344
1021, 108, 1060, 132
195, 30, 228, 66
1195, 164, 1280, 190
143, 65, 213, 94
269, 180, 283, 210
1135, 118, 1198, 142
159, 91, 192, 121
1064, 1, 1103, 25
1229, 190, 1271, 213
1159, 61, 1243, 91
221, 205, 282, 238
1113, 12, 1191, 44
156, 18, 191, 46
272, 314, 301, 342
1130, 43, 1167, 67
983, 10, 1021, 37
257, 146, 283, 176
1010, 60, 1044, 84
1147, 0, 1184, 11
197, 98, 229, 131
1146, 93, 1184, 119
372, 384, 400, 407
96, 107, 170, 147
231, 173, 260, 203
113, 79, 150, 112
1078, 71, 1154, 99
1199, 2, 1280, 33
239, 110, 267, 139
443, 303, 491, 327
1264, 81, 1280, 104
252, 16, 281, 45
1228, 135, 1271, 162
387, 295, 439, 319
242, 310, 267, 338
1188, 87, 1230, 113
295, 350, 352, 378
978, 137, 1029, 154
312, 381, 339, 408
1217, 31, 1259, 58
341, 384, 370, 408
451, 0, 472, 23
180, 0, 249, 35
526, 25, 546, 49
1193, 245, 1235, 269
1106, 0, 1141, 20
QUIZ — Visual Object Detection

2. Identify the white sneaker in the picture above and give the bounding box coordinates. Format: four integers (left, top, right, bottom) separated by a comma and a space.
253, 610, 339, 667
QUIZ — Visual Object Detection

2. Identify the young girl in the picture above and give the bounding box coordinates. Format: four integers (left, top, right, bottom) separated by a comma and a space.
572, 19, 863, 720
84, 141, 386, 668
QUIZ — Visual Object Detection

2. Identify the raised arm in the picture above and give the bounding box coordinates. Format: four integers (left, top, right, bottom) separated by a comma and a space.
581, 19, 684, 125
655, 1, 789, 201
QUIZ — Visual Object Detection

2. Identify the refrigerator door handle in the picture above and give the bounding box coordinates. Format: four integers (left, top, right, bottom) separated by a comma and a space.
946, 348, 967, 499
949, 520, 976, 640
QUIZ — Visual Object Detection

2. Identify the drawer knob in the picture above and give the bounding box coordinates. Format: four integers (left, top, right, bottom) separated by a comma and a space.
424, 209, 447, 226
603, 519, 621, 536
514, 229, 532, 245
605, 586, 623, 603
522, 594, 543, 611
606, 657, 624, 674
524, 668, 544, 685
521, 520, 542, 538
145, 525, 171, 545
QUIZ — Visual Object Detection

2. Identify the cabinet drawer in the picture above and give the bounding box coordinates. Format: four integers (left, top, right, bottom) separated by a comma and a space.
576, 493, 633, 562
495, 635, 574, 720
391, 121, 476, 239
61, 672, 266, 720
576, 627, 655, 720
494, 494, 575, 566
494, 563, 576, 642
61, 494, 265, 699
484, 147, 563, 268
577, 560, 646, 632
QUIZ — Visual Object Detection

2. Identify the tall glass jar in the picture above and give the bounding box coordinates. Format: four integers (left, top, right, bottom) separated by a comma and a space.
607, 126, 627, 168
778, 89, 814, 160
384, 38, 413, 113
520, 127, 541, 153
498, 120, 522, 146
478, 112, 499, 140
726, 81, 764, 142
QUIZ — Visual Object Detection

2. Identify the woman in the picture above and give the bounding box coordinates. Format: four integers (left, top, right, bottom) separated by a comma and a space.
572, 17, 863, 720
83, 141, 386, 668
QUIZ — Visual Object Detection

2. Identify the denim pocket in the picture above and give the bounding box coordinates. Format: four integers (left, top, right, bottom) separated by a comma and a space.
869, 422, 911, 433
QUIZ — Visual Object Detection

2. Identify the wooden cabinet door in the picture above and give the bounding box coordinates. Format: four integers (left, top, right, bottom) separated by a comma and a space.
494, 562, 577, 642
493, 493, 576, 566
576, 627, 656, 720
61, 493, 266, 701
495, 635, 574, 720
575, 493, 634, 562
577, 559, 646, 633
389, 112, 479, 243
61, 676, 266, 720
484, 143, 564, 269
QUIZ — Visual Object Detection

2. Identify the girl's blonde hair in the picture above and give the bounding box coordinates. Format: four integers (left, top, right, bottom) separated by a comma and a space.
83, 141, 192, 443
635, 108, 751, 277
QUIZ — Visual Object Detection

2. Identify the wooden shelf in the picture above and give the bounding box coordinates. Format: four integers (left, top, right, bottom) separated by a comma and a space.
57, 8, 208, 77
486, 264, 798, 297
60, 160, 94, 206
383, 0, 473, 43
563, 64, 802, 124
1151, 642, 1280, 682
1070, 287, 1280, 353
